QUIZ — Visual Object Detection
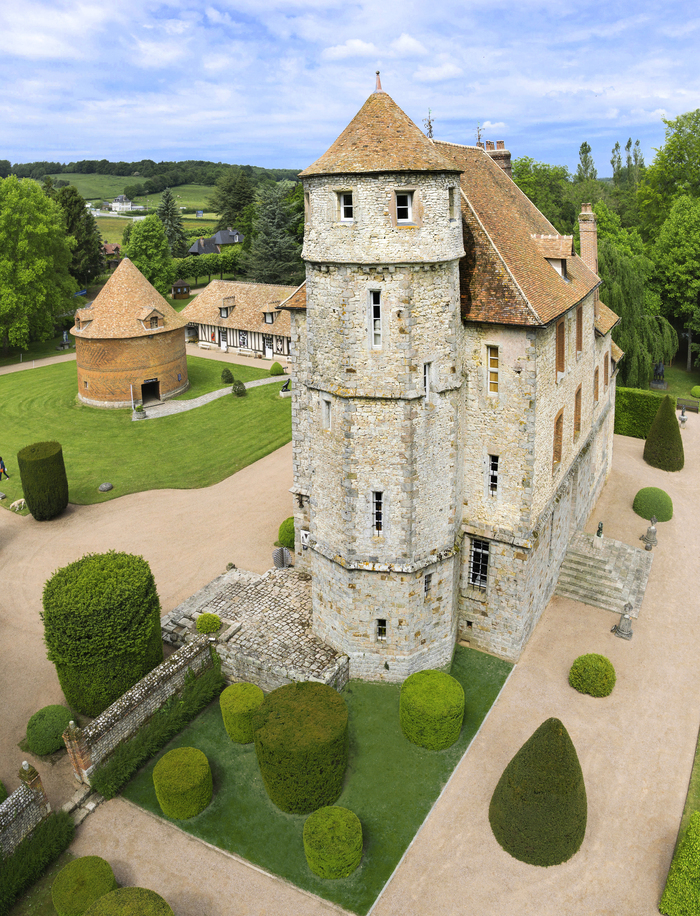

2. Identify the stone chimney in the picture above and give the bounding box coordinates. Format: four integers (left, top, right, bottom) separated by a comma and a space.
487, 140, 512, 179
578, 203, 599, 316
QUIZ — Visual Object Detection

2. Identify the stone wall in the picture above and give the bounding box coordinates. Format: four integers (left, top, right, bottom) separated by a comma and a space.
64, 637, 214, 784
0, 764, 51, 859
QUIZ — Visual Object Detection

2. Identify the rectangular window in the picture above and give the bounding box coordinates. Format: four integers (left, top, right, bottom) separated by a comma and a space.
576, 306, 583, 354
574, 386, 582, 438
424, 572, 433, 596
553, 410, 564, 469
594, 367, 599, 403
423, 362, 431, 397
469, 539, 489, 589
604, 352, 609, 388
449, 187, 458, 220
264, 312, 274, 324
488, 454, 499, 496
556, 319, 566, 377
321, 395, 331, 430
376, 618, 387, 641
304, 191, 310, 222
372, 491, 383, 534
396, 191, 413, 222
83, 380, 88, 389
150, 317, 159, 329
370, 291, 382, 349
487, 346, 499, 394
340, 192, 353, 221
220, 307, 228, 319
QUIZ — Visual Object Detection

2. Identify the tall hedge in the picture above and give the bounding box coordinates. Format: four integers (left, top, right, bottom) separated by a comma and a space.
489, 717, 587, 866
614, 388, 670, 439
643, 394, 684, 471
660, 810, 700, 915
400, 670, 465, 750
42, 551, 164, 716
252, 682, 348, 814
16, 441, 69, 520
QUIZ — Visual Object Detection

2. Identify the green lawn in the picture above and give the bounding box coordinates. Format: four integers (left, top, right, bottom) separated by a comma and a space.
0, 361, 290, 507
0, 336, 74, 369
661, 365, 700, 400
93, 215, 134, 245
48, 173, 130, 200
174, 356, 268, 400
122, 648, 512, 915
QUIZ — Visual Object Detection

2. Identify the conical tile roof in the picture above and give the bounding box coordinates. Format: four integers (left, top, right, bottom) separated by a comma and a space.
299, 90, 458, 177
71, 258, 187, 339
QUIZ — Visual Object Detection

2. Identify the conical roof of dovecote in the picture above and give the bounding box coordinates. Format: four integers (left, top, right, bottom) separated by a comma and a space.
299, 85, 459, 177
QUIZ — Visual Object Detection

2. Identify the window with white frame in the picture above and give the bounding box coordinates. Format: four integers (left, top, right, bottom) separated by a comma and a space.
219, 307, 228, 318
376, 618, 387, 641
396, 191, 413, 222
372, 491, 384, 534
264, 312, 274, 324
469, 539, 489, 589
339, 192, 353, 221
487, 346, 499, 394
370, 291, 382, 349
488, 454, 499, 496
321, 395, 331, 430
423, 362, 431, 397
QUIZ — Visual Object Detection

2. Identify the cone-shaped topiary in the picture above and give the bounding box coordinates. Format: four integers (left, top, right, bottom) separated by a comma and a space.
221, 367, 234, 384
17, 441, 69, 521
643, 395, 684, 471
303, 806, 363, 879
489, 717, 587, 866
568, 654, 616, 697
278, 517, 294, 549
400, 670, 465, 750
232, 380, 247, 397
632, 486, 673, 522
153, 747, 213, 819
83, 887, 173, 915
26, 705, 73, 756
51, 856, 117, 916
220, 682, 265, 743
660, 810, 700, 915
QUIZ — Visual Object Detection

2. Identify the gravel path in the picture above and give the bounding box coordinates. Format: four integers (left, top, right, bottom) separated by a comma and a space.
140, 376, 286, 419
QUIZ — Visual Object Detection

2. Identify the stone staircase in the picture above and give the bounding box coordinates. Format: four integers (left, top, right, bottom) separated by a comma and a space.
555, 531, 654, 618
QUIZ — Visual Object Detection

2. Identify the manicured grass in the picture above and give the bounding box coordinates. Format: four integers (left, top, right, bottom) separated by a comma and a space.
48, 173, 130, 200
7, 850, 74, 916
94, 215, 135, 245
663, 366, 700, 400
0, 361, 290, 507
0, 336, 73, 368
173, 356, 268, 400
122, 647, 512, 915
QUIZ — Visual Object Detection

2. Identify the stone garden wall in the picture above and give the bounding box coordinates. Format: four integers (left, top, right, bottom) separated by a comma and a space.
0, 764, 51, 859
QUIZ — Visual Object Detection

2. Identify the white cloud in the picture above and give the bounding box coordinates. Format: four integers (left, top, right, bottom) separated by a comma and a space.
414, 62, 463, 83
390, 33, 427, 57
322, 39, 378, 60
481, 120, 506, 131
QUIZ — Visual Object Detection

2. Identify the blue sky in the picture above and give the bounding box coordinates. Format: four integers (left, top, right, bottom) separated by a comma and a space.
1, 0, 698, 174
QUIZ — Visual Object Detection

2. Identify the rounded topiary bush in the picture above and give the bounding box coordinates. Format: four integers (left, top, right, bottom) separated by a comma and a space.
26, 705, 73, 756
691, 386, 700, 399
221, 367, 234, 384
220, 683, 265, 743
51, 856, 117, 916
278, 517, 294, 550
17, 440, 69, 521
643, 395, 684, 472
42, 551, 164, 716
660, 810, 700, 915
153, 747, 212, 819
303, 806, 363, 879
270, 361, 285, 376
252, 682, 348, 814
632, 486, 673, 522
400, 670, 465, 751
195, 612, 221, 634
232, 380, 247, 397
568, 654, 616, 698
83, 887, 173, 916
489, 717, 587, 866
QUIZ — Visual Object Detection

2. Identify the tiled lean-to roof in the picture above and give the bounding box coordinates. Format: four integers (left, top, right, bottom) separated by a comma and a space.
595, 301, 621, 336
611, 340, 624, 362
71, 258, 187, 340
277, 281, 307, 311
300, 90, 459, 177
181, 280, 296, 336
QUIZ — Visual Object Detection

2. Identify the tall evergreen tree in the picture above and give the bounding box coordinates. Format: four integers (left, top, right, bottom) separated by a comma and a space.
55, 185, 104, 285
124, 215, 173, 296
245, 184, 303, 286
156, 188, 188, 257
209, 168, 255, 231
575, 141, 597, 181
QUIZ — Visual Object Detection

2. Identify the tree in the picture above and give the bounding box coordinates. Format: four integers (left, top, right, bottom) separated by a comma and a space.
576, 141, 597, 182
245, 184, 304, 285
55, 185, 104, 285
512, 157, 576, 234
0, 175, 76, 353
643, 395, 684, 472
0, 160, 11, 179
123, 214, 172, 295
156, 187, 188, 257
209, 168, 255, 231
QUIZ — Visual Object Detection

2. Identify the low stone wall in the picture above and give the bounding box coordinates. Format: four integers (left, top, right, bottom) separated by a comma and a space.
64, 636, 214, 785
0, 763, 51, 859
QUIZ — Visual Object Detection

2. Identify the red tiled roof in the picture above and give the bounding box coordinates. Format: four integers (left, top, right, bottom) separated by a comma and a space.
595, 301, 620, 336
277, 281, 307, 310
531, 235, 575, 259
611, 340, 624, 362
181, 280, 296, 337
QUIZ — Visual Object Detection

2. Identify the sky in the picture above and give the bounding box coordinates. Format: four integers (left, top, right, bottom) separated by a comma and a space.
1, 0, 699, 175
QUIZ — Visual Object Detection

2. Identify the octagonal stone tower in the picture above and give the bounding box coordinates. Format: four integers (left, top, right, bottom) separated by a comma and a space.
292, 78, 466, 680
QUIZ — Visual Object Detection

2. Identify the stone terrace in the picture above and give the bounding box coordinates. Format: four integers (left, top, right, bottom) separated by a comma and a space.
162, 568, 349, 692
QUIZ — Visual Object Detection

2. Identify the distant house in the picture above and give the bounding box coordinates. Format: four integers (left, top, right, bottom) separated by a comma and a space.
102, 242, 121, 270
111, 195, 133, 212
171, 279, 191, 299
188, 237, 220, 256
213, 228, 244, 246
187, 227, 244, 256
181, 280, 295, 360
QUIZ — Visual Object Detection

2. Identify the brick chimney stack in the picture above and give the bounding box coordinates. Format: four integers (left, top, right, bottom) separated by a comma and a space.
487, 140, 512, 179
578, 203, 599, 317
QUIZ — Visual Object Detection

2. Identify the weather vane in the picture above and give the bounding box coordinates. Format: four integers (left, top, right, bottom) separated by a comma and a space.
475, 123, 483, 144
423, 109, 434, 139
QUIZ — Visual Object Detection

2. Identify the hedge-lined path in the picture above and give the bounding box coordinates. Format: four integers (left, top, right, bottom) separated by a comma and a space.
140, 376, 286, 420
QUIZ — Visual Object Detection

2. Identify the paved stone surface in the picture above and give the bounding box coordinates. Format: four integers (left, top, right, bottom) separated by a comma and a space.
555, 530, 654, 617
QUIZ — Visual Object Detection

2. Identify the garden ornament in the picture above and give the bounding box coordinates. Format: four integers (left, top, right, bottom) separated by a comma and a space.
641, 516, 658, 551
611, 603, 634, 640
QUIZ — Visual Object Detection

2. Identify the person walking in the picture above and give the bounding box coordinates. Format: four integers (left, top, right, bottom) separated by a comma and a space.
0, 456, 9, 480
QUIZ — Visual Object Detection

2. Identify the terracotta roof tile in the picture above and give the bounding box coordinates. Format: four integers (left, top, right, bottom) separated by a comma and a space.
595, 301, 620, 336
71, 258, 186, 340
277, 281, 307, 310
611, 340, 624, 362
181, 280, 296, 337
531, 235, 575, 258
300, 91, 459, 177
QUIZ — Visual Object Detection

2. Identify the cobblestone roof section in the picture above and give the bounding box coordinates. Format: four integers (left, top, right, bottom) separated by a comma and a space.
277, 280, 307, 311
181, 280, 295, 336
299, 90, 459, 177
531, 235, 575, 258
434, 140, 612, 327
71, 258, 187, 340
595, 301, 621, 336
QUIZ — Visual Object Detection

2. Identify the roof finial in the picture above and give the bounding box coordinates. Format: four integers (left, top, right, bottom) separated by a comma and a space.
375, 71, 383, 93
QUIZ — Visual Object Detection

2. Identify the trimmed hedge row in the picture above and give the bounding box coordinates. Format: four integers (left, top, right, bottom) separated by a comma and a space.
568, 654, 616, 698
489, 718, 587, 866
26, 705, 73, 756
84, 887, 173, 916
51, 856, 117, 916
278, 517, 294, 550
220, 683, 265, 743
153, 747, 212, 819
644, 395, 684, 472
253, 682, 348, 814
42, 551, 164, 716
16, 440, 69, 521
614, 387, 669, 439
303, 806, 363, 879
632, 487, 673, 522
400, 670, 465, 751
0, 811, 75, 916
660, 810, 700, 915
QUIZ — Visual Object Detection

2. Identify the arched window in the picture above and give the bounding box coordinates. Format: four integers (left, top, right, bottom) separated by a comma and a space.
553, 409, 564, 469
593, 367, 599, 403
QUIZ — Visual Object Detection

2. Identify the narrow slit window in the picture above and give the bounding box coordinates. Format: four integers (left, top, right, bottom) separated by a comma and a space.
576, 305, 583, 354
594, 367, 599, 403
469, 539, 489, 589
370, 291, 382, 349
424, 573, 433, 596
556, 319, 566, 377
376, 618, 387, 641
322, 395, 331, 430
553, 410, 564, 469
604, 352, 609, 388
574, 386, 582, 438
372, 491, 383, 534
396, 191, 413, 222
449, 187, 457, 219
423, 362, 431, 397
488, 454, 499, 496
488, 346, 499, 394
340, 192, 353, 221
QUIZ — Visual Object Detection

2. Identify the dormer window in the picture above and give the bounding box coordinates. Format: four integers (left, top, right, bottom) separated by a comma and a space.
220, 307, 228, 319
396, 191, 413, 223
264, 312, 275, 324
75, 319, 80, 330
546, 258, 568, 280
339, 192, 353, 222
149, 317, 159, 329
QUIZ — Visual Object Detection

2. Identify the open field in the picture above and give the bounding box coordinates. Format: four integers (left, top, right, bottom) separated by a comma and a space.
94, 215, 218, 246
132, 184, 215, 210
48, 173, 129, 200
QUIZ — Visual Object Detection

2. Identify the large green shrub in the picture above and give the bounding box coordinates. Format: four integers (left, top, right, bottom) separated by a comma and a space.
220, 682, 265, 743
270, 361, 285, 376
195, 612, 221, 634
252, 682, 348, 814
0, 811, 75, 916
153, 747, 212, 819
632, 486, 673, 522
16, 440, 69, 521
232, 380, 247, 397
221, 367, 234, 384
614, 388, 669, 439
51, 856, 117, 916
489, 717, 587, 866
303, 807, 363, 879
42, 551, 164, 716
400, 670, 465, 751
644, 395, 684, 471
691, 386, 700, 399
278, 517, 295, 550
26, 705, 73, 756
660, 810, 700, 915
568, 654, 616, 698
83, 887, 173, 916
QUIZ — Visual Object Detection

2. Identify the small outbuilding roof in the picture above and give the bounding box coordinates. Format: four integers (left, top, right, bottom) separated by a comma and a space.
277, 281, 307, 310
71, 258, 187, 340
181, 280, 297, 337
